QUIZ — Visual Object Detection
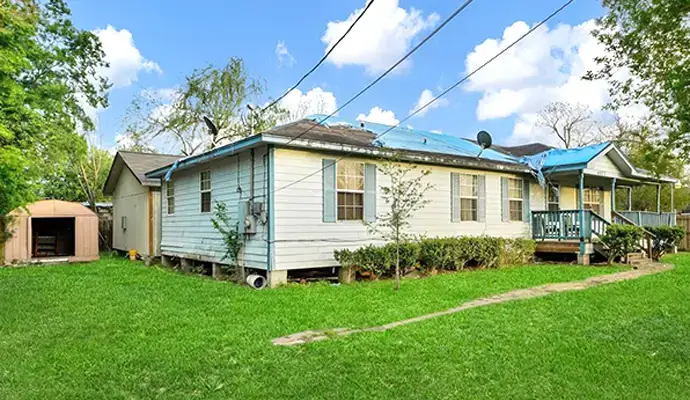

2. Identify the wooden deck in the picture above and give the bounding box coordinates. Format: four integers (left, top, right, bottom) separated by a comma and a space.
535, 241, 581, 254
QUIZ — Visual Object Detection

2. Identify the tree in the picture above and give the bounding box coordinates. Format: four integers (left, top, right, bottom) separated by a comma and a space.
586, 0, 690, 160
613, 124, 690, 212
76, 137, 113, 211
0, 0, 109, 257
124, 58, 283, 156
536, 102, 603, 148
365, 160, 433, 291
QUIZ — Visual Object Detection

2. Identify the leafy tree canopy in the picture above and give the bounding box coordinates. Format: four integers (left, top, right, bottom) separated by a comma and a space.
0, 0, 109, 243
587, 0, 690, 160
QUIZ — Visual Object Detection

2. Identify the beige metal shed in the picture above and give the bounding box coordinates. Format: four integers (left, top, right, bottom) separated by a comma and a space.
3, 200, 99, 264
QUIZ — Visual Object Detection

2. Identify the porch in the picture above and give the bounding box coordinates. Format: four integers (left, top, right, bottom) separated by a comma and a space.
531, 169, 677, 264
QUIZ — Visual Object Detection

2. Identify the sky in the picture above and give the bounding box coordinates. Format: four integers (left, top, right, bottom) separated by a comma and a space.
66, 0, 619, 152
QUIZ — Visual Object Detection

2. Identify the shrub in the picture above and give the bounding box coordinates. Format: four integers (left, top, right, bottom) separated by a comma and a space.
334, 242, 420, 278
643, 225, 685, 261
336, 236, 537, 279
600, 224, 644, 263
503, 238, 537, 265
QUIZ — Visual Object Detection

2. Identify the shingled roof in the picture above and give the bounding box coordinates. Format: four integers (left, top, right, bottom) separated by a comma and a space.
103, 151, 182, 195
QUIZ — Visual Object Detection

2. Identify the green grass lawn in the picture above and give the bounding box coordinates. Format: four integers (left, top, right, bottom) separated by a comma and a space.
1, 255, 688, 399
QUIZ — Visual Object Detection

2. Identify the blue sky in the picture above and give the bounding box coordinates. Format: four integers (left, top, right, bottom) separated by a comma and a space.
67, 0, 610, 151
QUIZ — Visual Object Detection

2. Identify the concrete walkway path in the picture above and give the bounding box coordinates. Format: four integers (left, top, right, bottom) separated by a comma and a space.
272, 263, 672, 346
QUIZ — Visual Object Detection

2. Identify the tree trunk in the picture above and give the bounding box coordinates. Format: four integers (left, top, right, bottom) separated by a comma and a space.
394, 242, 400, 291
0, 217, 6, 265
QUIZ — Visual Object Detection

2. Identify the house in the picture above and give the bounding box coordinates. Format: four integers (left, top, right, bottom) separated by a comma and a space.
145, 115, 678, 286
103, 151, 182, 258
3, 200, 99, 264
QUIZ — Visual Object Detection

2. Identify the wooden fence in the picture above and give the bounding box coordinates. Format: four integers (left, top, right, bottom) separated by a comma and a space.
678, 215, 690, 251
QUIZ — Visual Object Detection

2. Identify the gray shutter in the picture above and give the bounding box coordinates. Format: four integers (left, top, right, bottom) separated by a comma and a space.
522, 179, 531, 222
322, 159, 336, 223
477, 175, 486, 223
501, 177, 509, 222
450, 173, 460, 222
364, 163, 377, 222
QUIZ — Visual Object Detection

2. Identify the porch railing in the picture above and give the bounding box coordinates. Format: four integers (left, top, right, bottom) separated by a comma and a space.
615, 211, 676, 227
531, 210, 608, 241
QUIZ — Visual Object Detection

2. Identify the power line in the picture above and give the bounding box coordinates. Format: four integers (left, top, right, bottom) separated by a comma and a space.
278, 0, 478, 147
263, 0, 377, 112
272, 0, 576, 195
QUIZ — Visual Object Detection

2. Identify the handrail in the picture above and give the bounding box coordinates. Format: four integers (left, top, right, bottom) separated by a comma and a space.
612, 210, 655, 258
612, 210, 656, 238
589, 210, 610, 237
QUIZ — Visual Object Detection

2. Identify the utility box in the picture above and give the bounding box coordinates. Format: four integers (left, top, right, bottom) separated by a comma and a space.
238, 201, 257, 235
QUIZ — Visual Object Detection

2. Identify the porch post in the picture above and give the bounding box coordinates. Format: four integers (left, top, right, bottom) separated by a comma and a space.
627, 187, 632, 211
611, 178, 616, 214
656, 184, 661, 213
670, 182, 675, 212
578, 170, 586, 254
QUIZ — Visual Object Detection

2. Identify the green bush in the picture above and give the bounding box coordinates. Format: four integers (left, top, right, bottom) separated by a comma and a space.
503, 238, 537, 265
600, 224, 644, 263
334, 242, 420, 278
337, 236, 537, 278
643, 225, 685, 261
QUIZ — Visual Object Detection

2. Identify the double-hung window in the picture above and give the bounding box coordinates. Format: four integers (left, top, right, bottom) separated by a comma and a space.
459, 174, 478, 221
166, 181, 175, 214
547, 184, 560, 211
200, 170, 212, 213
336, 161, 364, 221
508, 178, 524, 221
584, 188, 602, 214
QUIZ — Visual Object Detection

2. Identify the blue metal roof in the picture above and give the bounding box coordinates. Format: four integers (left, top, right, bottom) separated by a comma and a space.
538, 142, 610, 168
308, 115, 518, 164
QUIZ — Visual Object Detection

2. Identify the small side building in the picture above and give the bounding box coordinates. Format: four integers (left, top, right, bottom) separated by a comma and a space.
103, 151, 182, 258
3, 200, 99, 264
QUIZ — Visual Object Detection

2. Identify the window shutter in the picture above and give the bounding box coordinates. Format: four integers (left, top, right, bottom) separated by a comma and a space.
522, 178, 531, 222
364, 163, 377, 222
450, 173, 460, 222
501, 177, 509, 222
477, 175, 486, 223
322, 159, 336, 223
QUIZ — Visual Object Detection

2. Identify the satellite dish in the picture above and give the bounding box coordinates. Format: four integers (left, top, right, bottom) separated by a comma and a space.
476, 130, 492, 158
477, 130, 492, 149
203, 116, 219, 136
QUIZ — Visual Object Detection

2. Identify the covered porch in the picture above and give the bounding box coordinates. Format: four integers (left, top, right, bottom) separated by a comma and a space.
528, 142, 678, 264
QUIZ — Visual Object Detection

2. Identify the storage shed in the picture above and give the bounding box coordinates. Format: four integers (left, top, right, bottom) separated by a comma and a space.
3, 200, 100, 264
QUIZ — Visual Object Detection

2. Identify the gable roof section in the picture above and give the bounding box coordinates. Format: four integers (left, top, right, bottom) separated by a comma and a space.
103, 151, 182, 195
534, 142, 676, 183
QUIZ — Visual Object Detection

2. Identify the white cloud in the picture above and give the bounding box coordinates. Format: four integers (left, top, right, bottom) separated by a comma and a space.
411, 89, 448, 116
275, 41, 295, 67
357, 106, 399, 125
93, 25, 161, 88
464, 19, 646, 145
321, 0, 439, 74
278, 87, 338, 121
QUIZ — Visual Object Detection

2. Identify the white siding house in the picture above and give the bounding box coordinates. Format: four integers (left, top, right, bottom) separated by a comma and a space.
145, 117, 677, 286
104, 152, 181, 257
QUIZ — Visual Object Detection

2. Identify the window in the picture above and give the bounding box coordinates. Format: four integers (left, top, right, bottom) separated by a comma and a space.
508, 178, 523, 221
584, 188, 602, 214
336, 160, 364, 221
200, 170, 212, 213
547, 184, 560, 211
459, 174, 478, 221
166, 181, 175, 214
